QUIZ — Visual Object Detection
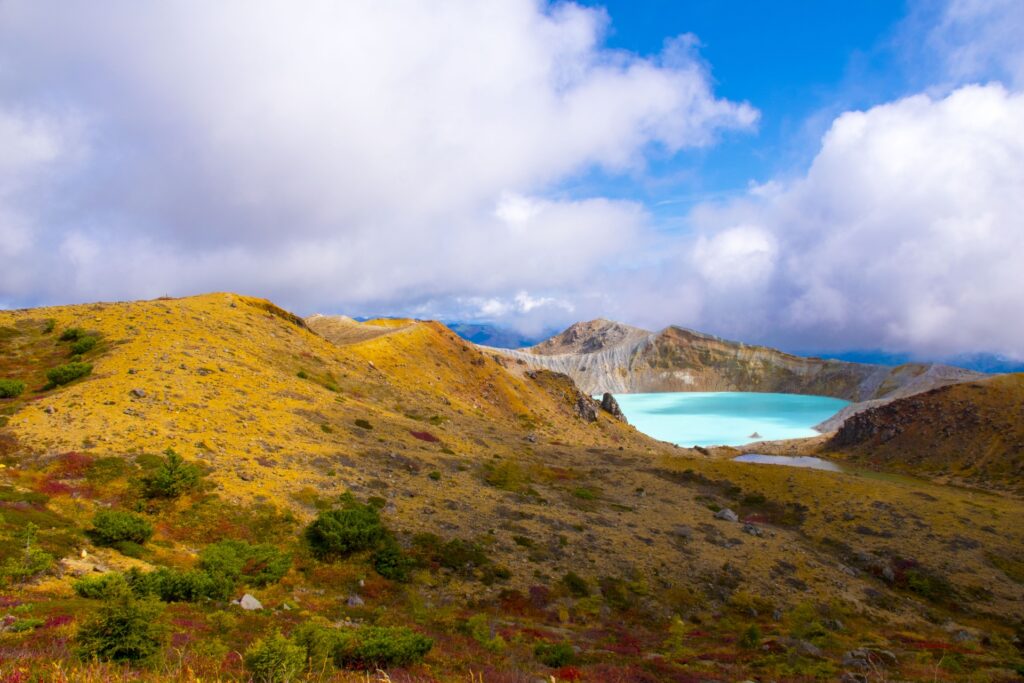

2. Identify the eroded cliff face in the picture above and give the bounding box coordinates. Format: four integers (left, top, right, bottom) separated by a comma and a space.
486, 320, 986, 411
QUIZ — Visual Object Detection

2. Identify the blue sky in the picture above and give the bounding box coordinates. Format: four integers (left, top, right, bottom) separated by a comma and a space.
570, 2, 912, 212
0, 1, 1022, 360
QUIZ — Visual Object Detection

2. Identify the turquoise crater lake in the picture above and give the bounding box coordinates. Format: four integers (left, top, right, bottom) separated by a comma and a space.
610, 392, 850, 447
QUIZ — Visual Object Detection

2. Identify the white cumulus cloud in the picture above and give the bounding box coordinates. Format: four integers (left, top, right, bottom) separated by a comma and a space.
0, 0, 755, 311
672, 84, 1024, 358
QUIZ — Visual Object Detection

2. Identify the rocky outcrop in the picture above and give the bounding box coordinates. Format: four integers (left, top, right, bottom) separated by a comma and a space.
600, 392, 626, 422
573, 393, 597, 422
825, 373, 1024, 491
485, 320, 986, 430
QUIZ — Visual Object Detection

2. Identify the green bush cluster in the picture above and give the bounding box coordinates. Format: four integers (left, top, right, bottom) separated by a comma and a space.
1, 523, 54, 585
255, 623, 432, 677
75, 540, 290, 603
0, 379, 25, 398
534, 641, 574, 667
199, 539, 291, 588
88, 509, 153, 547
244, 632, 306, 683
69, 335, 98, 355
334, 625, 433, 669
371, 537, 415, 582
140, 448, 203, 499
46, 361, 92, 387
59, 327, 86, 341
561, 571, 590, 597
128, 567, 228, 602
76, 589, 166, 663
412, 533, 488, 574
73, 572, 132, 599
305, 500, 386, 560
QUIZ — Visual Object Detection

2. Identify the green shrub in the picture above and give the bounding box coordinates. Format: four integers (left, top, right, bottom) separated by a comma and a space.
0, 379, 25, 398
9, 617, 45, 633
572, 487, 597, 500
598, 576, 630, 610
130, 567, 225, 602
1, 524, 54, 584
76, 591, 166, 663
561, 571, 590, 598
59, 327, 86, 341
428, 470, 441, 481
88, 509, 153, 547
43, 319, 55, 334
244, 632, 306, 683
464, 614, 506, 653
372, 538, 414, 582
74, 572, 131, 599
739, 624, 761, 649
46, 362, 92, 387
333, 625, 433, 669
296, 370, 309, 379
140, 448, 202, 499
436, 538, 489, 573
292, 621, 338, 674
305, 504, 385, 560
199, 539, 291, 588
410, 533, 491, 577
534, 641, 574, 667
69, 336, 98, 355
354, 419, 372, 430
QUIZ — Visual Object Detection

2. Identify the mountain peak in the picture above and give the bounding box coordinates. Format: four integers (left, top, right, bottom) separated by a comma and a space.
529, 319, 651, 355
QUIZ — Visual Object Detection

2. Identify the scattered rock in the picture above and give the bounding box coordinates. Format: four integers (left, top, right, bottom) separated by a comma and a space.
741, 523, 763, 537
346, 594, 365, 607
842, 647, 897, 670
600, 393, 627, 422
714, 508, 739, 522
129, 388, 147, 398
795, 640, 824, 659
237, 471, 254, 482
236, 594, 263, 611
823, 618, 845, 632
839, 673, 868, 683
524, 434, 537, 443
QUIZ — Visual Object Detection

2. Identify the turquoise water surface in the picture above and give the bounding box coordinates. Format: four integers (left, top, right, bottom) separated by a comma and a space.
611, 392, 849, 447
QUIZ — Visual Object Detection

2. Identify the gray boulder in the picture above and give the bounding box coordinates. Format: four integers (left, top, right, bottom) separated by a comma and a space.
714, 508, 739, 522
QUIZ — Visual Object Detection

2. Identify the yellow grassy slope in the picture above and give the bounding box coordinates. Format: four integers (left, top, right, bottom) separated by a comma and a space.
2, 293, 646, 507
2, 293, 1023, 636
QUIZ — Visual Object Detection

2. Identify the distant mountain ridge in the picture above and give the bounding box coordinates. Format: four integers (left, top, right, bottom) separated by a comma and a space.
485, 319, 987, 427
